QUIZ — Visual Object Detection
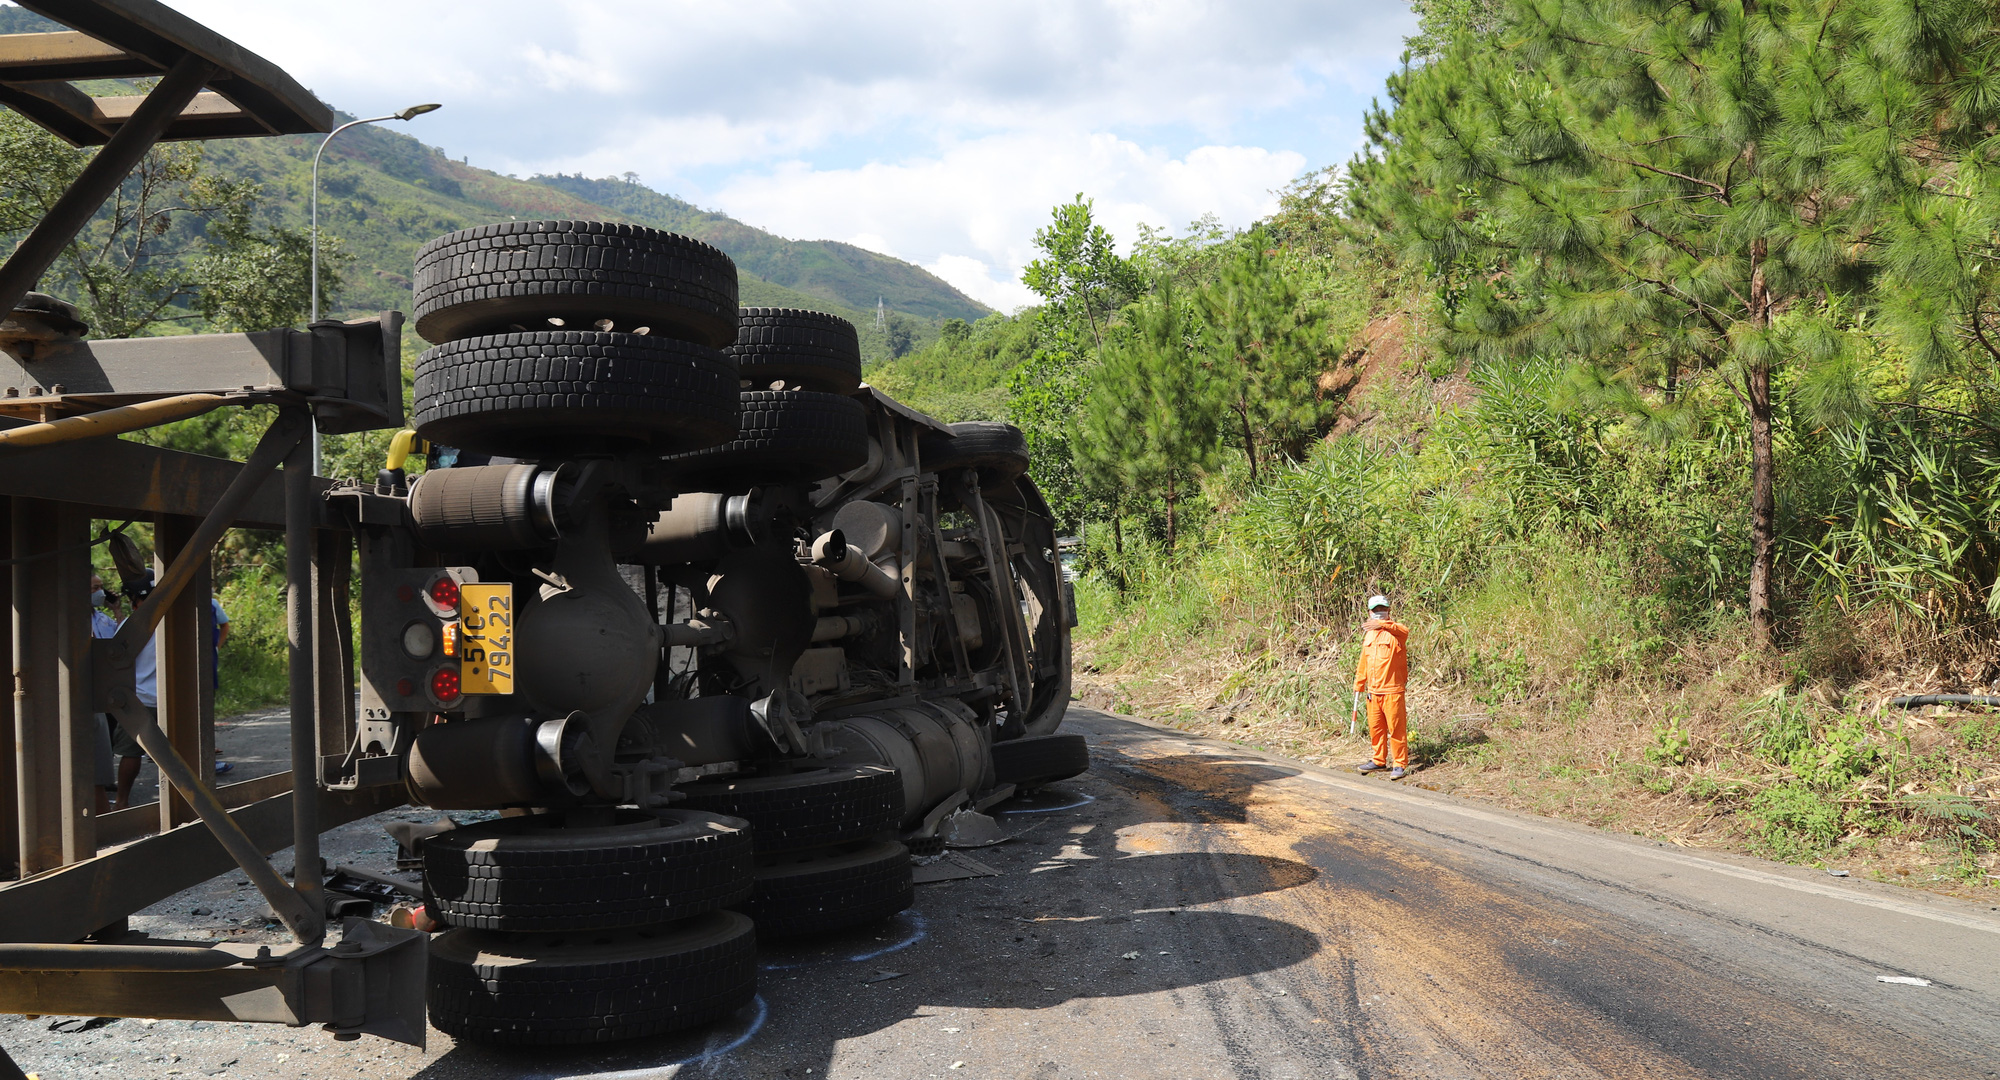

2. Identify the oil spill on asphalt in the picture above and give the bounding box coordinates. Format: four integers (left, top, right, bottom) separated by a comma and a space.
1093, 724, 1997, 1079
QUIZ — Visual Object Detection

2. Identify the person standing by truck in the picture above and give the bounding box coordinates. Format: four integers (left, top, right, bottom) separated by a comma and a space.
1353, 594, 1411, 779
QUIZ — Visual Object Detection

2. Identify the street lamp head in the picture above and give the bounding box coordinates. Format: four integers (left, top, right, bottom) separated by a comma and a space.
394, 103, 443, 121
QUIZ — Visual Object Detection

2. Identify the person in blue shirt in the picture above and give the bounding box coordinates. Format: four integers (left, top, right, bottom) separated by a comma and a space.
95, 575, 155, 811
210, 597, 229, 688
88, 577, 118, 814
210, 596, 232, 778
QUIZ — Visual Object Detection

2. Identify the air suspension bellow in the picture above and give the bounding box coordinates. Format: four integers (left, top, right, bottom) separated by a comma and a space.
626, 491, 765, 564
409, 463, 560, 551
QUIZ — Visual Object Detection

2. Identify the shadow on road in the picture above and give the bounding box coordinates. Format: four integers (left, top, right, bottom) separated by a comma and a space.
409, 773, 1325, 1080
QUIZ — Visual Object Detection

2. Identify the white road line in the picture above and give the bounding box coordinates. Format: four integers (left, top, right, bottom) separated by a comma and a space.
1093, 717, 2000, 938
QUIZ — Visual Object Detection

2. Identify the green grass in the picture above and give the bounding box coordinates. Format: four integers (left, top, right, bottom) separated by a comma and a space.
215, 565, 290, 717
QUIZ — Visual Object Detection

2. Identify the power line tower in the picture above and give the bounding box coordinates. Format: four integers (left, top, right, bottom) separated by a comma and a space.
875, 296, 886, 331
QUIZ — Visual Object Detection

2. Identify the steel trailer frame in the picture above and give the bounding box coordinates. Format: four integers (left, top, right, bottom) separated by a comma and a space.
0, 0, 428, 1054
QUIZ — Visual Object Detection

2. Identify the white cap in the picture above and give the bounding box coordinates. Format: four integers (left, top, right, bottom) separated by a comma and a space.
1366, 595, 1390, 611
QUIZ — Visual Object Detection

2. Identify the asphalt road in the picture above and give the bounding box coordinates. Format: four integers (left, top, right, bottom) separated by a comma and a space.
6, 706, 1998, 1078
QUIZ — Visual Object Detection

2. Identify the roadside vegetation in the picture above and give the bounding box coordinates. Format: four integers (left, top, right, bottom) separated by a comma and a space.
872, 0, 2000, 895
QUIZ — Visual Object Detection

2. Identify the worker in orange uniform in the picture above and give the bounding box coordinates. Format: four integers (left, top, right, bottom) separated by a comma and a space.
1353, 594, 1411, 779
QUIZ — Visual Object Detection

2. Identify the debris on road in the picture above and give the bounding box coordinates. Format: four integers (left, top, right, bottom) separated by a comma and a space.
1121, 951, 1142, 959
942, 810, 1009, 848
1876, 976, 1932, 986
861, 971, 907, 984
1826, 869, 1850, 877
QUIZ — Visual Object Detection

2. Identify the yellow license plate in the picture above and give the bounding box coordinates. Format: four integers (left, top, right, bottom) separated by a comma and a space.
458, 583, 515, 694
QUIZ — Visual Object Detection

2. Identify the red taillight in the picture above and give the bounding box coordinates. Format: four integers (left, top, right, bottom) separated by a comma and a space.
430, 667, 461, 704
428, 576, 461, 610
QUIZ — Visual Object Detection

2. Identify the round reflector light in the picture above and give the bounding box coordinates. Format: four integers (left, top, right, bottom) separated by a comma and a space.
428, 576, 461, 610
430, 667, 461, 704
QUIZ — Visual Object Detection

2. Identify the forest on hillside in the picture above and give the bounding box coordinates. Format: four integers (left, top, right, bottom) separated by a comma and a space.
872, 0, 2000, 890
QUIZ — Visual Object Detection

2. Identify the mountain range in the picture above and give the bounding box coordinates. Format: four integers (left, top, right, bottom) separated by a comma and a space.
203, 123, 989, 362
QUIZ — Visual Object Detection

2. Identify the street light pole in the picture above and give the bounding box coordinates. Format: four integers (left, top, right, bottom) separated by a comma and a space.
310, 103, 442, 325
306, 103, 440, 472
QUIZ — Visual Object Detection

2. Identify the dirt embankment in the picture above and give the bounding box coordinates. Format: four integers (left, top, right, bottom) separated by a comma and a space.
1072, 631, 2000, 905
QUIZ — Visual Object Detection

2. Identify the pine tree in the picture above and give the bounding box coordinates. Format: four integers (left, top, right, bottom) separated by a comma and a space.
1079, 279, 1219, 550
1198, 230, 1329, 486
1348, 0, 2000, 644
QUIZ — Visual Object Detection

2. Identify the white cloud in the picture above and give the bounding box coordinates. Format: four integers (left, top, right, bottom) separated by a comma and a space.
711, 133, 1307, 310
161, 1, 1413, 171
141, 1, 1413, 312
926, 254, 1036, 314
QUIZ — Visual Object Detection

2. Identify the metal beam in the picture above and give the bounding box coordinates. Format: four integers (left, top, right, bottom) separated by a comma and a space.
0, 79, 108, 145
0, 784, 404, 946
314, 530, 356, 781
0, 31, 140, 79
54, 501, 93, 863
15, 0, 332, 137
284, 414, 324, 933
0, 965, 293, 1022
94, 768, 292, 848
0, 501, 13, 875
0, 435, 302, 530
154, 514, 213, 832
0, 82, 281, 146
0, 318, 406, 436
0, 917, 428, 1046
0, 50, 213, 321
11, 502, 66, 875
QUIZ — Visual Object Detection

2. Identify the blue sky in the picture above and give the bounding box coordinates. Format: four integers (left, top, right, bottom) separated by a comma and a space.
159, 1, 1418, 310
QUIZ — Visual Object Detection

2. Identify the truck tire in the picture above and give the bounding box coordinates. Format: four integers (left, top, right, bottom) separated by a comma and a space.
675, 764, 902, 853
427, 910, 756, 1046
414, 220, 738, 347
663, 389, 869, 487
423, 809, 754, 932
730, 307, 863, 394
992, 733, 1088, 789
921, 421, 1030, 487
743, 840, 913, 938
412, 331, 739, 456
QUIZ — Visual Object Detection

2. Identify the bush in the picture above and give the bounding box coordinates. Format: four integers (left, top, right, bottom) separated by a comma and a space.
216, 564, 290, 716
1750, 784, 1845, 859
1644, 721, 1692, 767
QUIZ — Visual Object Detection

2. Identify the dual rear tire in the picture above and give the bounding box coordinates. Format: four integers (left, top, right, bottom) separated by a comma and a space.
677, 764, 916, 939
421, 767, 917, 1045
422, 809, 759, 1045
409, 224, 872, 476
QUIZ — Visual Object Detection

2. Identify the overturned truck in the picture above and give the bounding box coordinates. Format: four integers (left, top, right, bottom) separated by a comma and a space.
347, 221, 1084, 1043
0, 4, 1081, 1050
